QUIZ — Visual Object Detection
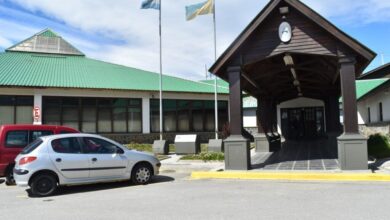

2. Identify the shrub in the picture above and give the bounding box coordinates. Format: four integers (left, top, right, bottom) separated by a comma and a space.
367, 134, 390, 159
181, 152, 224, 161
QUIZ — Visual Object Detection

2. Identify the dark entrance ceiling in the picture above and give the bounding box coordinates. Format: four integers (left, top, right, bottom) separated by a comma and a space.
242, 53, 340, 102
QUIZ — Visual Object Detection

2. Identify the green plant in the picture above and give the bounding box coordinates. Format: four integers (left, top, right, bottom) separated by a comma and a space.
181, 152, 224, 161
368, 134, 390, 159
124, 143, 153, 152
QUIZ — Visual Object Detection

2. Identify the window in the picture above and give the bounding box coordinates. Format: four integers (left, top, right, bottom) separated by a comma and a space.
164, 100, 177, 132
113, 99, 127, 133
150, 99, 160, 133
177, 100, 190, 132
368, 107, 371, 123
30, 130, 54, 142
0, 96, 33, 126
82, 98, 97, 133
51, 137, 82, 154
62, 98, 79, 130
379, 102, 383, 122
43, 97, 142, 134
81, 137, 118, 154
21, 139, 43, 155
150, 99, 229, 133
6, 131, 28, 148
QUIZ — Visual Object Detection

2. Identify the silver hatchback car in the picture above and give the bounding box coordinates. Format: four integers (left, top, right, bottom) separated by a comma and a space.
13, 133, 161, 197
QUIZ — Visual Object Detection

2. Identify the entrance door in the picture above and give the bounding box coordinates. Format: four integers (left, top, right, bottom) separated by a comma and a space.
281, 107, 325, 140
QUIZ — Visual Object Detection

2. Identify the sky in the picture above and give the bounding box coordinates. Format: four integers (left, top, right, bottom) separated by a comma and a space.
0, 0, 389, 80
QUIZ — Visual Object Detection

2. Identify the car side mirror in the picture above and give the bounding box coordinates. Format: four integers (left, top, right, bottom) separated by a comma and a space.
116, 148, 125, 154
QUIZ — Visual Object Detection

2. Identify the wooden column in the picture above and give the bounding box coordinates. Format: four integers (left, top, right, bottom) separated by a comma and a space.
339, 56, 359, 134
228, 66, 243, 136
325, 95, 341, 133
256, 96, 265, 134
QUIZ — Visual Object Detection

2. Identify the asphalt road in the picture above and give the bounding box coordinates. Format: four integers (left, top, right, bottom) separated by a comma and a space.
1, 172, 390, 220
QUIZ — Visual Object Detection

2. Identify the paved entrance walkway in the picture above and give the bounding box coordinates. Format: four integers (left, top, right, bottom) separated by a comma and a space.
252, 139, 340, 171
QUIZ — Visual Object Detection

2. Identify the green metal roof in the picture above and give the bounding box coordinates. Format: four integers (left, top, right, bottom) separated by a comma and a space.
0, 51, 229, 94
0, 29, 229, 94
355, 79, 389, 100
200, 79, 229, 88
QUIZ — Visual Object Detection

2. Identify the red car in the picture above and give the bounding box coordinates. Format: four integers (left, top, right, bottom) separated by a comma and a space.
0, 125, 78, 185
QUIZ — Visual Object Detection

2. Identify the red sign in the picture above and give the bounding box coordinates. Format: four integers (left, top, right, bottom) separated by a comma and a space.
33, 106, 41, 122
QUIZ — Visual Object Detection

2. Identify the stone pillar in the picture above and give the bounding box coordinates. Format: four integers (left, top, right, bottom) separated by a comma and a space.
223, 66, 250, 170
142, 98, 150, 134
33, 93, 42, 125
254, 96, 270, 152
338, 56, 368, 170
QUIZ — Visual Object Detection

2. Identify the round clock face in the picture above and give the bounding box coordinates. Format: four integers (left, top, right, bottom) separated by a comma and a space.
279, 21, 292, 43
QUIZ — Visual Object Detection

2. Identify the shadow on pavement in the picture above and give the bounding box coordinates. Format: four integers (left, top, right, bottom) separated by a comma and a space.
26, 175, 175, 198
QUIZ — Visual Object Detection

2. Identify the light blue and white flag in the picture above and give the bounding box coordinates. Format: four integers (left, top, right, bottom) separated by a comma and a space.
141, 0, 160, 10
185, 0, 214, 21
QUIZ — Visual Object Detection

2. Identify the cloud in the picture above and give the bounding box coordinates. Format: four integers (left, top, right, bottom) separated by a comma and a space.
1, 0, 389, 80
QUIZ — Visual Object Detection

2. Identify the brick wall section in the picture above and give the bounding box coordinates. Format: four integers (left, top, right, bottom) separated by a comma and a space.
101, 132, 224, 144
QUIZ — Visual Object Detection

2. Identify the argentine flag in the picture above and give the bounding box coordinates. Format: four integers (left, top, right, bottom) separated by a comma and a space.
141, 0, 160, 10
186, 0, 214, 21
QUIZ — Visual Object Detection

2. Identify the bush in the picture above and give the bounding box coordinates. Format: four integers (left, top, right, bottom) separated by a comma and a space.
181, 152, 224, 161
125, 143, 153, 152
368, 134, 390, 159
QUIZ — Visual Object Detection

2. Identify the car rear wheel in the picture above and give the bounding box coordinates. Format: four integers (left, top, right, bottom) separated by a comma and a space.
30, 174, 57, 197
5, 166, 16, 186
131, 164, 153, 185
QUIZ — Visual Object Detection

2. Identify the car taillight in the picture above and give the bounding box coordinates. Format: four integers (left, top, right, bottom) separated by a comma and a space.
19, 157, 37, 165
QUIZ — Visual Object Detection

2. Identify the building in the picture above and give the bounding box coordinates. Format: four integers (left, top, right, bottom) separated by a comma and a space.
209, 0, 376, 170
357, 63, 390, 136
0, 29, 230, 143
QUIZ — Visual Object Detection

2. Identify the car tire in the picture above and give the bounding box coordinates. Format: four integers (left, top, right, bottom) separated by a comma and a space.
5, 166, 16, 186
131, 163, 153, 185
30, 174, 58, 197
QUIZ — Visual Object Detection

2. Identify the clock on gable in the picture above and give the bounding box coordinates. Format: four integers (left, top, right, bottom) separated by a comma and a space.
279, 21, 292, 43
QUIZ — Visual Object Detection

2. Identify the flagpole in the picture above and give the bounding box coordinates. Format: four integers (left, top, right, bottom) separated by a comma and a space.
159, 0, 163, 141
213, 0, 218, 140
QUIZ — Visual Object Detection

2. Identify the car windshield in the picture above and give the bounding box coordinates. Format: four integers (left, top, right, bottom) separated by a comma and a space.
21, 138, 43, 155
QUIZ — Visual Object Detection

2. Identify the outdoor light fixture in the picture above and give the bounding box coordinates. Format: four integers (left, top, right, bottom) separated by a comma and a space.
279, 7, 289, 15
283, 54, 294, 66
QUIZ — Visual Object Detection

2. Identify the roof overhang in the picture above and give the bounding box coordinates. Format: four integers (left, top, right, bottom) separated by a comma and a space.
210, 0, 376, 76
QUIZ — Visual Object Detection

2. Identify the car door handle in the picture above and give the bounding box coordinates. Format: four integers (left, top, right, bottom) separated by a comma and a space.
92, 158, 98, 162
56, 158, 62, 162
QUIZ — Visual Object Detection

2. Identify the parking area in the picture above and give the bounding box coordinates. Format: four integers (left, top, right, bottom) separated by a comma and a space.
1, 172, 390, 220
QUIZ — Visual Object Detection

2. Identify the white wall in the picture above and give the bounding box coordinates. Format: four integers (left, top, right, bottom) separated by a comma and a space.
243, 109, 257, 128
357, 89, 390, 124
277, 97, 325, 133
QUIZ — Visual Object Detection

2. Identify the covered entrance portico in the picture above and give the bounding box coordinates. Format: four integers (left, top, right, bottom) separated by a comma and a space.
210, 0, 376, 170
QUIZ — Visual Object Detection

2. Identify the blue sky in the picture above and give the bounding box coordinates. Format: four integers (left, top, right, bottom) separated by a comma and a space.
0, 0, 389, 80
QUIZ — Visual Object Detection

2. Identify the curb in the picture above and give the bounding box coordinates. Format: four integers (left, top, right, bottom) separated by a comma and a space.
190, 171, 390, 182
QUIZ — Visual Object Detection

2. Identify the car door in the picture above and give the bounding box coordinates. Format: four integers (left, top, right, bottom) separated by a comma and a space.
80, 137, 128, 179
49, 137, 90, 179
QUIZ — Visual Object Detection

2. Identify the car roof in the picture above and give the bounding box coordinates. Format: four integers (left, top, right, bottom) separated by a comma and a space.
41, 133, 103, 141
0, 124, 77, 130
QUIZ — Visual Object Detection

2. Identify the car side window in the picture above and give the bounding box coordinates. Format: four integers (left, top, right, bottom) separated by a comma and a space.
30, 130, 54, 142
81, 137, 119, 154
51, 137, 82, 154
5, 131, 28, 148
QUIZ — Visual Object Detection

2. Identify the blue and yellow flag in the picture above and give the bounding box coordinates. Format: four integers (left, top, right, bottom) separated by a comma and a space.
185, 0, 214, 21
141, 0, 160, 10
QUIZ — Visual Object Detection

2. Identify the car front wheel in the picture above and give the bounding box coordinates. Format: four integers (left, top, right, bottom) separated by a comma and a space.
131, 164, 153, 185
30, 174, 57, 197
